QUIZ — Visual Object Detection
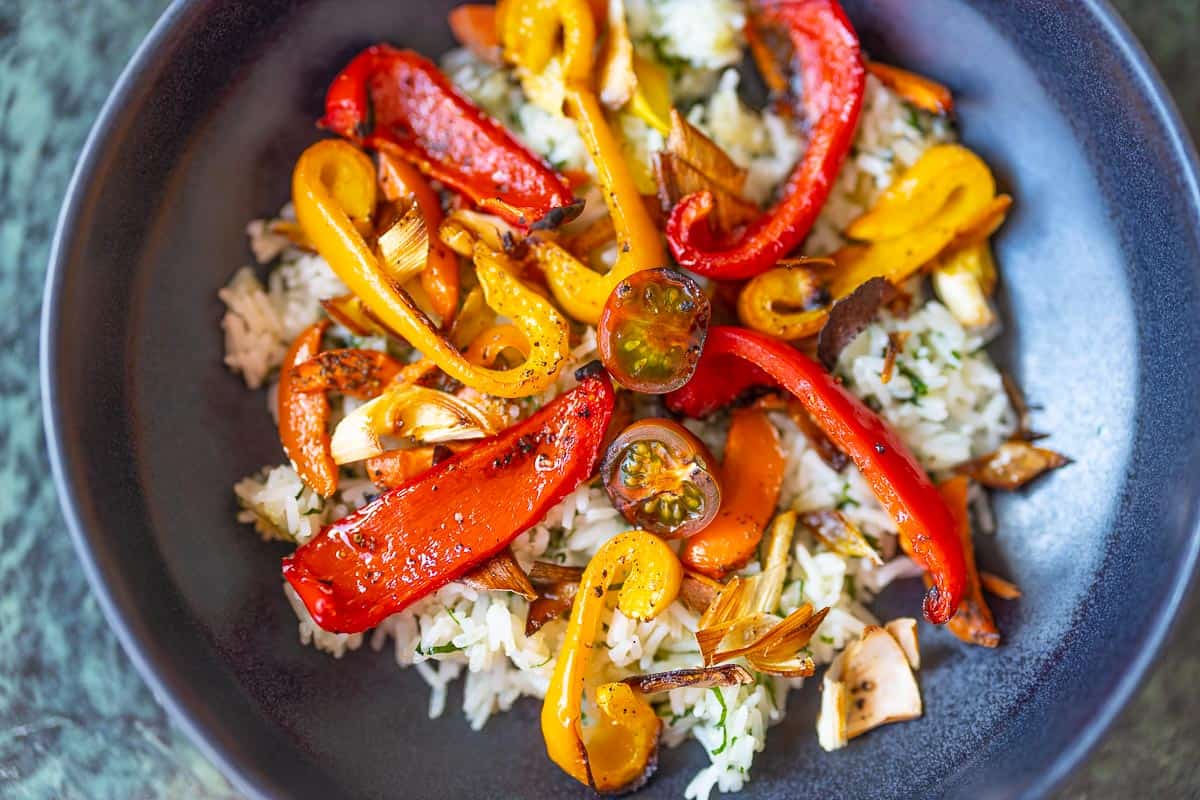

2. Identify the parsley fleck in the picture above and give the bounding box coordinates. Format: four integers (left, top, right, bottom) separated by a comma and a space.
906, 105, 924, 133
897, 362, 929, 400
709, 688, 730, 756
642, 34, 691, 80
416, 642, 463, 656
820, 634, 835, 645
835, 481, 860, 511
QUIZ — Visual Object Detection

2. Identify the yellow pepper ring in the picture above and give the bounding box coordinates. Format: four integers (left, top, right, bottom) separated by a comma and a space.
737, 144, 1005, 340
541, 530, 682, 792
292, 139, 570, 398
500, 0, 667, 325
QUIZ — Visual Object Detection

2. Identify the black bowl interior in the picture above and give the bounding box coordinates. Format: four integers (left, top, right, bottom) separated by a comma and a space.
43, 1, 1200, 798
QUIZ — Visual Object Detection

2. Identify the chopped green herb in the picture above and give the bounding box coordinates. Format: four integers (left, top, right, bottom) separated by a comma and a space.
709, 687, 730, 756
642, 34, 691, 80
845, 575, 858, 601
416, 642, 464, 656
294, 487, 306, 501
301, 507, 323, 516
950, 349, 963, 361
656, 705, 684, 726
447, 609, 462, 627
835, 481, 860, 511
906, 105, 924, 133
897, 362, 929, 399
820, 634, 835, 645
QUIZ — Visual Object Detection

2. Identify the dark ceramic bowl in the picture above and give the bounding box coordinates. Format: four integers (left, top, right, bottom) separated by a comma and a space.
42, 1, 1200, 798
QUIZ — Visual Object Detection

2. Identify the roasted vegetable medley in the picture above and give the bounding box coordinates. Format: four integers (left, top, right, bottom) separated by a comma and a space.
219, 0, 1068, 794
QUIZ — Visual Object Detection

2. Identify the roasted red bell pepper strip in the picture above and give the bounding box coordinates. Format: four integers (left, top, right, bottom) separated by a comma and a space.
665, 352, 770, 418
322, 45, 580, 229
667, 327, 966, 623
665, 0, 865, 279
279, 321, 338, 497
282, 371, 615, 633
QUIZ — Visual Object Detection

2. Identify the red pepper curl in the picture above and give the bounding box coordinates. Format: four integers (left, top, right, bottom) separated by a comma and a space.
322, 45, 580, 229
666, 0, 865, 279
667, 327, 966, 624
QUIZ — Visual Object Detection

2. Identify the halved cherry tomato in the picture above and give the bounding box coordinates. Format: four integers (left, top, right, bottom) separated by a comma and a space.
600, 419, 721, 538
598, 268, 710, 394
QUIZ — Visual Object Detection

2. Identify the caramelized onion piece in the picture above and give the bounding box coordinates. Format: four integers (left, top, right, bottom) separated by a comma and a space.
665, 110, 748, 195
529, 561, 585, 585
598, 0, 636, 109
816, 277, 898, 371
958, 440, 1070, 490
330, 384, 499, 464
377, 202, 430, 284
1000, 371, 1039, 441
800, 510, 883, 565
880, 331, 908, 385
817, 624, 923, 751
622, 664, 753, 695
695, 529, 831, 679
524, 561, 585, 636
655, 110, 757, 236
461, 549, 537, 600
680, 570, 723, 615
655, 152, 760, 234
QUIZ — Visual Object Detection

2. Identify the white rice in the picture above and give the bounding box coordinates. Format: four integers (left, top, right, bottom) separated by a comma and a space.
219, 4, 1014, 795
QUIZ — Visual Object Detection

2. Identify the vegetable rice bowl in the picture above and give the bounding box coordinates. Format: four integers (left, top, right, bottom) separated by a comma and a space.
217, 0, 1068, 794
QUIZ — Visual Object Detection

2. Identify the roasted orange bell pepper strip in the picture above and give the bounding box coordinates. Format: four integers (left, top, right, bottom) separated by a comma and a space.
292, 139, 570, 398
866, 62, 954, 116
378, 152, 460, 326
934, 476, 1000, 647
365, 447, 437, 490
449, 4, 502, 63
291, 349, 404, 399
501, 0, 666, 324
667, 327, 967, 624
279, 321, 338, 497
737, 144, 1007, 340
681, 408, 787, 579
542, 530, 681, 793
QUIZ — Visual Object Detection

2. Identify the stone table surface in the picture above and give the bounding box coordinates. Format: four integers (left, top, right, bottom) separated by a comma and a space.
1, 1, 1197, 798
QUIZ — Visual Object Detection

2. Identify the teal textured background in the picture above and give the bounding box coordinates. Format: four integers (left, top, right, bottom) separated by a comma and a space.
1, 1, 1196, 797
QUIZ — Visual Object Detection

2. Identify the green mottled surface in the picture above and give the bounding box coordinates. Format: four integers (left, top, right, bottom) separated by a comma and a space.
0, 1, 1196, 797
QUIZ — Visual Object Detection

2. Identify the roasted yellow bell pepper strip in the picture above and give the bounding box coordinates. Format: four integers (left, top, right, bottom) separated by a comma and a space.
737, 144, 1009, 340
629, 55, 672, 135
542, 530, 681, 792
293, 139, 570, 398
501, 0, 666, 325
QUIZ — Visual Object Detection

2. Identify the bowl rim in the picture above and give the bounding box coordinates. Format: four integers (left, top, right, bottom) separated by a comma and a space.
40, 0, 1200, 798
